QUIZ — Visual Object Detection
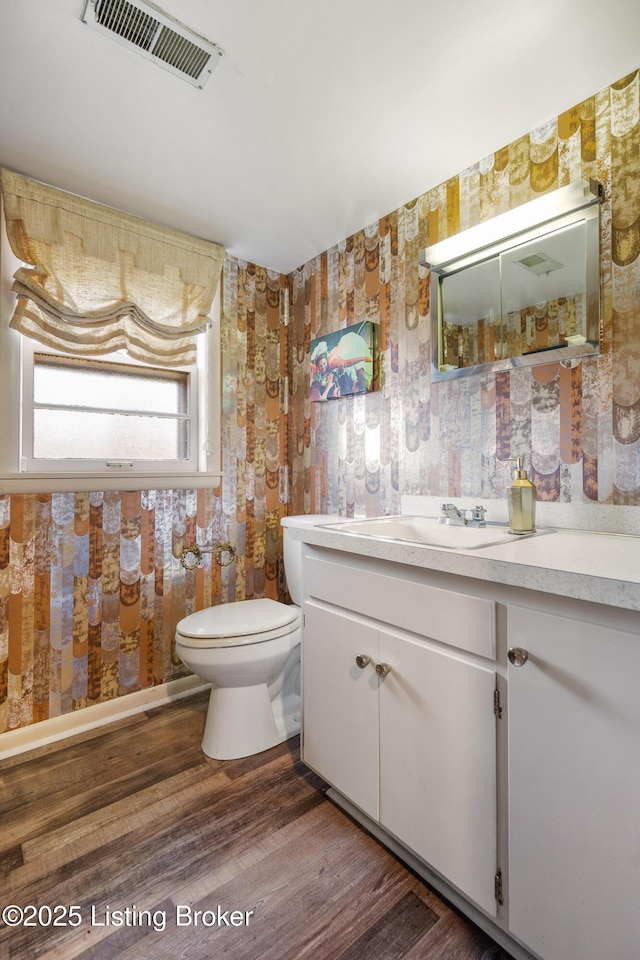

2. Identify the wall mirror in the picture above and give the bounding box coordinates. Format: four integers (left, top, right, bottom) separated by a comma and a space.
419, 180, 601, 381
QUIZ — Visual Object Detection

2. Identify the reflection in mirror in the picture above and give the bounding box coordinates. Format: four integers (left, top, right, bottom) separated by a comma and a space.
501, 221, 588, 353
441, 257, 501, 369
421, 180, 601, 380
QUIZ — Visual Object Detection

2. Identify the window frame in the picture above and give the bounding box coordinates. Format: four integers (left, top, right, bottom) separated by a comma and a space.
0, 199, 221, 492
22, 341, 199, 474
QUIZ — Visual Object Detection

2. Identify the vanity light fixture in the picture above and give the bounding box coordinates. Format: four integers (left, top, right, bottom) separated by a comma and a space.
420, 179, 602, 381
420, 179, 600, 275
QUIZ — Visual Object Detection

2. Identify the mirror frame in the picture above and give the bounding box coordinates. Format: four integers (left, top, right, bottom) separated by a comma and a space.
419, 180, 602, 381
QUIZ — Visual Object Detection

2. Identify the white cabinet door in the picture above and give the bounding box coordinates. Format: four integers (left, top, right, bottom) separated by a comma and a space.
379, 628, 498, 916
302, 600, 379, 820
508, 605, 640, 960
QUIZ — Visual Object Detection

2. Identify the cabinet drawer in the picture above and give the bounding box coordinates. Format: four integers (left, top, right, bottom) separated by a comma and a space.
304, 556, 495, 660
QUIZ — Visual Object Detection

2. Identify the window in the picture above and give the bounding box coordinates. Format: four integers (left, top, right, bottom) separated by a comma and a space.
0, 292, 221, 487
0, 302, 220, 488
0, 170, 222, 491
22, 345, 201, 472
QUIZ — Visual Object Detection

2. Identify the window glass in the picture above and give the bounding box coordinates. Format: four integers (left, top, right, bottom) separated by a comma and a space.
31, 353, 190, 463
33, 354, 188, 414
33, 409, 188, 460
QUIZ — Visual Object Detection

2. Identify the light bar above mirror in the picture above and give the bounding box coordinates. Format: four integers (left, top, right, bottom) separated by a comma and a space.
419, 180, 602, 380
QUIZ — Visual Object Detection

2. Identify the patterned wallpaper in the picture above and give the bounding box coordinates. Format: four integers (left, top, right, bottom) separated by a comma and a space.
2, 69, 639, 735
0, 261, 289, 734
220, 259, 291, 602
289, 70, 640, 514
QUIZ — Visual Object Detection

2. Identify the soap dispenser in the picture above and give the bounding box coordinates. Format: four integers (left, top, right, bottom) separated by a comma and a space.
506, 456, 536, 534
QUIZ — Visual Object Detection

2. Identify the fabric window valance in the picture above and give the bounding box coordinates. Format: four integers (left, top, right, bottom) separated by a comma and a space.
0, 168, 225, 366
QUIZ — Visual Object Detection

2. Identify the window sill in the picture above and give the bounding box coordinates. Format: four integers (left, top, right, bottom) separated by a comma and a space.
0, 471, 223, 494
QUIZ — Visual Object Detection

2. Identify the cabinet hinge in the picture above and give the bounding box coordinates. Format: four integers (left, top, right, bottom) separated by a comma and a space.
493, 684, 502, 719
494, 868, 504, 905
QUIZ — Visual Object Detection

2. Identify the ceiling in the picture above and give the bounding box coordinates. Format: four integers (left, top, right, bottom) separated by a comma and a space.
1, 0, 640, 275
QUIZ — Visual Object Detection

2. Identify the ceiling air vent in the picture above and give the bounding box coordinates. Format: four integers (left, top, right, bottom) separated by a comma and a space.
80, 0, 222, 88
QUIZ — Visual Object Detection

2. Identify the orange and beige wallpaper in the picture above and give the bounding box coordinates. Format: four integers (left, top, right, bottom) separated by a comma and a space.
290, 70, 640, 513
0, 262, 290, 733
2, 69, 640, 734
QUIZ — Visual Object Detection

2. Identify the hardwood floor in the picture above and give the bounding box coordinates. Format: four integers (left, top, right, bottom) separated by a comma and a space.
0, 693, 512, 959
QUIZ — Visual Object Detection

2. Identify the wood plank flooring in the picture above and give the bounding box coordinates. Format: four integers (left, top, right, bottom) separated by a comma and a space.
0, 692, 513, 959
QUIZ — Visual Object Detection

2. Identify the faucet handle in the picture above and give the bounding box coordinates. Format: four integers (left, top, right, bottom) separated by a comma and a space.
469, 505, 487, 527
438, 503, 455, 523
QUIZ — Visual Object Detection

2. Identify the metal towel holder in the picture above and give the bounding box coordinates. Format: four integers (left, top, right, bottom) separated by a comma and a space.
180, 542, 236, 570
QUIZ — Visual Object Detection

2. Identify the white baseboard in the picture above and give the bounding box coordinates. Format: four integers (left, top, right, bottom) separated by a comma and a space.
0, 675, 211, 761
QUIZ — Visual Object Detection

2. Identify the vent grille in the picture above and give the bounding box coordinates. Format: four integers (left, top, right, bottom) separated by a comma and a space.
81, 0, 222, 87
94, 0, 157, 49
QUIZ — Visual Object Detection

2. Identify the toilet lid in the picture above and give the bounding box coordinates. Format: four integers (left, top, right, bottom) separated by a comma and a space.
176, 597, 299, 640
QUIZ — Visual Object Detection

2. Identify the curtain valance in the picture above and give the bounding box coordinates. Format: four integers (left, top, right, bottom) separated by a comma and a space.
1, 168, 225, 366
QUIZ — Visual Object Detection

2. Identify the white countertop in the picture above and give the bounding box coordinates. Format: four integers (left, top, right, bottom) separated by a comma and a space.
288, 521, 640, 612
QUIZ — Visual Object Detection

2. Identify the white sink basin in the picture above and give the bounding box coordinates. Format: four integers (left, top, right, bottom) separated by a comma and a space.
318, 515, 532, 550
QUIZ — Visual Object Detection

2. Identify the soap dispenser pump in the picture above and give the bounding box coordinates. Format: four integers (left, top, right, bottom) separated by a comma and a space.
506, 456, 536, 534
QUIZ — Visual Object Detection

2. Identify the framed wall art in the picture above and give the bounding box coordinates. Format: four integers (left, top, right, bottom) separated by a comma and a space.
309, 321, 376, 401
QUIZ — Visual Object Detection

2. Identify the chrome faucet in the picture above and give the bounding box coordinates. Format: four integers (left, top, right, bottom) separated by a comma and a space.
438, 503, 467, 526
438, 503, 488, 527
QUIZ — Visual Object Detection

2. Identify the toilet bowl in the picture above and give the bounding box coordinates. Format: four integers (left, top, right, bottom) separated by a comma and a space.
175, 598, 301, 760
175, 514, 335, 761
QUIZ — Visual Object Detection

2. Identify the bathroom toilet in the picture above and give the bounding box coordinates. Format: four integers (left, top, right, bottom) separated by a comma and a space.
175, 514, 331, 760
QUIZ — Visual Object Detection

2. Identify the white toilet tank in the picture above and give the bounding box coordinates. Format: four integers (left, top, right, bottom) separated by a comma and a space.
281, 515, 338, 605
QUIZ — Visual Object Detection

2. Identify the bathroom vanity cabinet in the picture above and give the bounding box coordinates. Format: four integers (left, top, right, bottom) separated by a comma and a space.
507, 604, 640, 960
302, 551, 499, 918
298, 539, 640, 960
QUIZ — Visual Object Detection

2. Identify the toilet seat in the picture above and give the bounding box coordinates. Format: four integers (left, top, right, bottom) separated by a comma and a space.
175, 597, 300, 649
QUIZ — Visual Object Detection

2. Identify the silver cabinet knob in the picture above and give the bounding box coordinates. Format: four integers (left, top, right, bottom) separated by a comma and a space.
355, 655, 371, 669
375, 662, 392, 678
508, 647, 529, 667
